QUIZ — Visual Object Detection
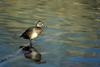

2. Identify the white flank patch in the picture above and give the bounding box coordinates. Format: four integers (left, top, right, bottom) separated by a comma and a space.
31, 32, 38, 39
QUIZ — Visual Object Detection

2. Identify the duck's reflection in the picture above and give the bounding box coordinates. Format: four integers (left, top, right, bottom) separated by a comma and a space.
0, 45, 46, 64
19, 45, 46, 64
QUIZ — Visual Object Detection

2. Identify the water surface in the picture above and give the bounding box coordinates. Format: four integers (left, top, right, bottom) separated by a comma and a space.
0, 0, 100, 67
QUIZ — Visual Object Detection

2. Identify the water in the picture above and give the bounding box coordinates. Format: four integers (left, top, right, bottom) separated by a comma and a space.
0, 48, 23, 66
0, 0, 100, 67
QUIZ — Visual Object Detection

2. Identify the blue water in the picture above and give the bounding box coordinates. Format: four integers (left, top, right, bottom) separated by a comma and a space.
0, 0, 100, 67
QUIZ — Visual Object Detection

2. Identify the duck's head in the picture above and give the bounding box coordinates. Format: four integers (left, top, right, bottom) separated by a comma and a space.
36, 20, 44, 27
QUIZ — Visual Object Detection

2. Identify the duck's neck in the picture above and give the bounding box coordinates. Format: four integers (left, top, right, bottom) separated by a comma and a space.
36, 26, 42, 29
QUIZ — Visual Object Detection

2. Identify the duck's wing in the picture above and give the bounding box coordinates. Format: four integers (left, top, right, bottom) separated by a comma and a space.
20, 27, 34, 38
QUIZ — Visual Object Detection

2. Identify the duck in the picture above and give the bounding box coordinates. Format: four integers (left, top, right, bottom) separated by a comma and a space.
20, 20, 44, 47
19, 45, 45, 64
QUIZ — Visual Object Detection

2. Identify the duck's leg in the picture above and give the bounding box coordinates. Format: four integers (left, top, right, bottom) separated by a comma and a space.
29, 39, 32, 47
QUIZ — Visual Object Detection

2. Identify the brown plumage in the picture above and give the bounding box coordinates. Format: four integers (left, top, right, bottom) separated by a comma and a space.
20, 27, 43, 39
20, 20, 44, 47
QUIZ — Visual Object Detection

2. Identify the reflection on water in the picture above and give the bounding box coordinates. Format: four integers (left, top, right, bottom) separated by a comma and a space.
0, 0, 100, 67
